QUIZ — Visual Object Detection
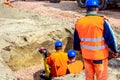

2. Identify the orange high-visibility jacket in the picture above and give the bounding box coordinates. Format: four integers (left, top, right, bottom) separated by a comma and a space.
67, 60, 83, 74
75, 16, 109, 60
47, 51, 69, 77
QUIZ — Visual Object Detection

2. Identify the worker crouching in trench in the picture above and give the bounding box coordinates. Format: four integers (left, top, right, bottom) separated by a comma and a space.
39, 41, 84, 80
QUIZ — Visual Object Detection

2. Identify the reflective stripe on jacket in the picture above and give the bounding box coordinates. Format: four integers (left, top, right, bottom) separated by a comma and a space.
75, 16, 109, 60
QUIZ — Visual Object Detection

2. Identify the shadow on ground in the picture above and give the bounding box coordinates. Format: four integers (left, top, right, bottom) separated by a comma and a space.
34, 69, 45, 80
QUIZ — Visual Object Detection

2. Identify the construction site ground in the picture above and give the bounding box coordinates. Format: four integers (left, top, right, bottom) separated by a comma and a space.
1, 0, 120, 80
12, 0, 120, 42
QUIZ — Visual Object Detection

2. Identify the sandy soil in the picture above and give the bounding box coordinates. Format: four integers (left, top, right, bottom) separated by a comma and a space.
12, 0, 120, 42
10, 1, 120, 80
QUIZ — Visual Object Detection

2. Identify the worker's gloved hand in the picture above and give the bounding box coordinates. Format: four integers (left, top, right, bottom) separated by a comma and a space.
111, 48, 120, 58
112, 52, 119, 58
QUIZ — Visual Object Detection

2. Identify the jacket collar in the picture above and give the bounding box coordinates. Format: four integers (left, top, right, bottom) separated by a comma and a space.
85, 12, 98, 16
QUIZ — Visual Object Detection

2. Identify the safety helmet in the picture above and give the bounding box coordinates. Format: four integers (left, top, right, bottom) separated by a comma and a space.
55, 40, 62, 47
68, 49, 76, 58
39, 47, 47, 54
85, 0, 99, 7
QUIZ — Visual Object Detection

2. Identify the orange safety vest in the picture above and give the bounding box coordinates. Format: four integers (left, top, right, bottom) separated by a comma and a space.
75, 16, 109, 60
67, 60, 83, 74
47, 51, 69, 78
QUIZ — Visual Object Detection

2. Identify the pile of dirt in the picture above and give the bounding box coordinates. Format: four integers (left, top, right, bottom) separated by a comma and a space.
0, 0, 74, 72
0, 2, 32, 19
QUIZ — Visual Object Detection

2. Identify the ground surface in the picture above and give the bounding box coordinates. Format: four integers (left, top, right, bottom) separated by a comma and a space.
9, 1, 120, 80
13, 0, 120, 42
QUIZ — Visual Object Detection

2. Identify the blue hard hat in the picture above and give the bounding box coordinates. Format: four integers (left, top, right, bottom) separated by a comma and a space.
85, 0, 99, 7
68, 49, 76, 58
55, 40, 62, 47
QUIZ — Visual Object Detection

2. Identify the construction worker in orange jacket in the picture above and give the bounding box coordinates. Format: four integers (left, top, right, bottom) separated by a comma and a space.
73, 0, 119, 80
47, 40, 69, 78
66, 49, 83, 74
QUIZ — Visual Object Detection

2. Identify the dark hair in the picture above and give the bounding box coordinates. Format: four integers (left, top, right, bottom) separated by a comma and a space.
55, 46, 62, 50
68, 56, 75, 60
87, 6, 98, 11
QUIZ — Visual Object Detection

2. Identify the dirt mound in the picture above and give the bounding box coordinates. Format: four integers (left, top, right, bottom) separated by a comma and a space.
0, 0, 74, 72
0, 2, 31, 19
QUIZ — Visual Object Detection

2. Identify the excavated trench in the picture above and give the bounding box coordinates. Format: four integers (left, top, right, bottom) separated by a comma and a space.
0, 1, 120, 79
0, 2, 75, 71
5, 35, 120, 71
4, 43, 43, 71
3, 37, 73, 71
